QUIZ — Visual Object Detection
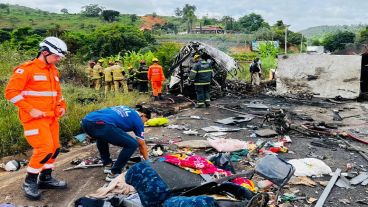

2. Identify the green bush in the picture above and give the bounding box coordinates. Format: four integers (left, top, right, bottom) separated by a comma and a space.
231, 52, 257, 61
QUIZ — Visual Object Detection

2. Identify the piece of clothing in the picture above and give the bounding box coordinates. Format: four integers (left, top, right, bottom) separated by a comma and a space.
189, 60, 213, 86
111, 65, 124, 81
127, 69, 137, 91
22, 118, 60, 173
89, 172, 135, 199
251, 72, 260, 86
4, 58, 65, 174
92, 64, 103, 79
83, 106, 144, 139
148, 63, 165, 82
136, 65, 148, 82
85, 66, 94, 88
195, 85, 210, 106
151, 81, 163, 97
137, 65, 149, 93
137, 82, 148, 93
84, 66, 93, 79
113, 80, 127, 93
82, 120, 139, 174
163, 196, 217, 207
249, 62, 261, 73
145, 117, 169, 127
103, 67, 113, 82
125, 161, 171, 207
5, 58, 66, 123
92, 79, 101, 90
163, 154, 255, 191
207, 138, 248, 152
104, 81, 114, 94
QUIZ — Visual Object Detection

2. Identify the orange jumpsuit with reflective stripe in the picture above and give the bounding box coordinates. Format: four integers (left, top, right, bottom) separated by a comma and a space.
4, 58, 66, 174
148, 63, 165, 96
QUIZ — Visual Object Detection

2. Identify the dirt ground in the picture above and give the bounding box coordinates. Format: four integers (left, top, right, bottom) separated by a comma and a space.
0, 94, 368, 207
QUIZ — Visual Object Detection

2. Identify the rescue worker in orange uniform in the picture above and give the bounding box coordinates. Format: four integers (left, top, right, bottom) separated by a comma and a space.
4, 37, 68, 200
148, 58, 165, 101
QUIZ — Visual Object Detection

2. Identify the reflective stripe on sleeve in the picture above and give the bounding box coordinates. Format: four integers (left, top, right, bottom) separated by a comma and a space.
194, 82, 211, 85
9, 94, 24, 103
22, 91, 57, 97
24, 129, 39, 136
198, 69, 213, 73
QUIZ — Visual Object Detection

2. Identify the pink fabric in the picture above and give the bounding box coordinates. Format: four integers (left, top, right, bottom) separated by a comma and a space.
207, 138, 248, 152
163, 154, 255, 191
164, 154, 230, 175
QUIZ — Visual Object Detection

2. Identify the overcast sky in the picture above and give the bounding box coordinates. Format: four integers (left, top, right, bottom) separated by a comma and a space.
5, 0, 368, 31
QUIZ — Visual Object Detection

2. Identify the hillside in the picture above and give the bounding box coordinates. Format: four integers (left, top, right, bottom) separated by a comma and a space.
140, 15, 167, 30
300, 24, 367, 39
0, 4, 138, 32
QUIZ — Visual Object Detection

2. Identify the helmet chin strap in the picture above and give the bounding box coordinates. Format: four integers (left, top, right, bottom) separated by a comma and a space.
43, 54, 51, 65
40, 50, 52, 65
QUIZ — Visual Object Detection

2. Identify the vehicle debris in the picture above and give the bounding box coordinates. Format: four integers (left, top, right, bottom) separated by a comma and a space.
314, 168, 342, 207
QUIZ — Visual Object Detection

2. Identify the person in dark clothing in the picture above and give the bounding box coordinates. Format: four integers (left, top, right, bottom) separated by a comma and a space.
189, 54, 213, 108
81, 105, 151, 181
136, 60, 149, 93
249, 58, 262, 86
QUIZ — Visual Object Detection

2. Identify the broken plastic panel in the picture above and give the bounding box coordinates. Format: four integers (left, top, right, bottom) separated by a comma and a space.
255, 155, 295, 186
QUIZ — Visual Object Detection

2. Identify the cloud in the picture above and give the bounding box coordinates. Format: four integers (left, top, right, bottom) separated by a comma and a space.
6, 0, 368, 31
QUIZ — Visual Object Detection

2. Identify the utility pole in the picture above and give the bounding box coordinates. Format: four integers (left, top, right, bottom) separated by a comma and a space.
300, 34, 303, 53
284, 25, 289, 54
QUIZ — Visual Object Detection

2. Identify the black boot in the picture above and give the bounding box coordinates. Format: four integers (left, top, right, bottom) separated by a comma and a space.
158, 93, 163, 100
153, 96, 159, 101
23, 173, 41, 200
38, 169, 67, 189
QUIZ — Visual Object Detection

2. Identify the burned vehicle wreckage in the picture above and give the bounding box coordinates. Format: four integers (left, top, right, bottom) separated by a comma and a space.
168, 42, 240, 98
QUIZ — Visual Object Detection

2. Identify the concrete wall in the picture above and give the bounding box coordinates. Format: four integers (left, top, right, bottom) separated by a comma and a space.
276, 54, 362, 99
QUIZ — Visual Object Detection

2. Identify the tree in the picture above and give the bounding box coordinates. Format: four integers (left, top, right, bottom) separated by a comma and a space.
60, 8, 68, 14
161, 22, 177, 33
10, 27, 42, 51
322, 31, 355, 52
130, 14, 138, 23
81, 4, 103, 17
239, 13, 269, 33
0, 29, 11, 43
311, 38, 322, 46
202, 17, 219, 26
239, 13, 268, 33
101, 10, 120, 22
222, 16, 234, 31
254, 27, 274, 40
358, 27, 368, 43
0, 3, 9, 14
175, 4, 196, 33
274, 20, 285, 27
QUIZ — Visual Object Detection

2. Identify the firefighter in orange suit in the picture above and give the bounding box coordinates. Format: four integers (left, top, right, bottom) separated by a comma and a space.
148, 58, 165, 101
4, 37, 68, 200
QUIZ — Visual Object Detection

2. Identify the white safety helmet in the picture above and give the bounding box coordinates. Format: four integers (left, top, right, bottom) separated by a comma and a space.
39, 36, 68, 57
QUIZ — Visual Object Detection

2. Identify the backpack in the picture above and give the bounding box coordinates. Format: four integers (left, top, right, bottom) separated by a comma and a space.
249, 62, 260, 73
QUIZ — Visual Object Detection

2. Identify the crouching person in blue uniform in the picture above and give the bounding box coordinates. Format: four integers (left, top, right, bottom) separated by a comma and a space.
81, 105, 150, 181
